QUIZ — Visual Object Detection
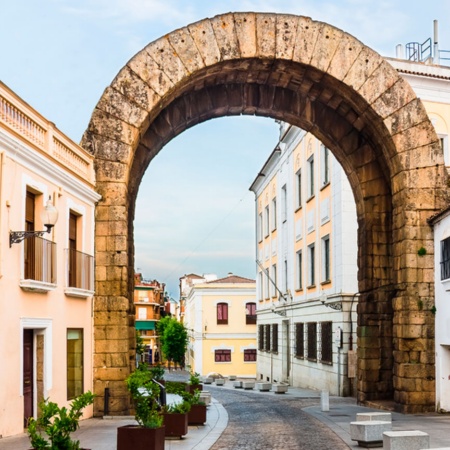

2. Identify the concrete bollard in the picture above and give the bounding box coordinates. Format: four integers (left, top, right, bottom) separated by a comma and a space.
321, 390, 329, 412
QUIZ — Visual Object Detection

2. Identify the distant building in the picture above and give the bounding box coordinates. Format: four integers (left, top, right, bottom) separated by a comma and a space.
250, 123, 358, 395
0, 81, 100, 437
134, 273, 166, 365
183, 273, 257, 377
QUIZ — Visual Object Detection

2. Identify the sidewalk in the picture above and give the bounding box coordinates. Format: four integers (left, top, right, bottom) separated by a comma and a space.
1, 379, 450, 449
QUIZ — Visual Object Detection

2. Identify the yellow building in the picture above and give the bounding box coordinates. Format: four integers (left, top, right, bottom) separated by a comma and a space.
0, 81, 100, 437
183, 273, 257, 378
134, 273, 165, 365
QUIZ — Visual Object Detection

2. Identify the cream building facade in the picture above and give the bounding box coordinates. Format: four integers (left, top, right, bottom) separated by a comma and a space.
0, 82, 100, 437
183, 273, 257, 378
250, 123, 358, 396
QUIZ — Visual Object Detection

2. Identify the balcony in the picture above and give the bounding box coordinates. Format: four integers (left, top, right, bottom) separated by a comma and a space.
65, 248, 94, 298
20, 236, 56, 293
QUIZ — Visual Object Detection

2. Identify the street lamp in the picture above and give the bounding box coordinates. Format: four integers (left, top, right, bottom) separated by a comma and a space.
10, 196, 58, 247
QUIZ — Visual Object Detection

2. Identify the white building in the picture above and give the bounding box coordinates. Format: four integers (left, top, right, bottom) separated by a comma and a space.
250, 123, 358, 396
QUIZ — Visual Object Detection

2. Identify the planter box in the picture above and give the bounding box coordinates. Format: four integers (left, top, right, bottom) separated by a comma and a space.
188, 404, 207, 425
186, 383, 203, 394
272, 384, 288, 394
117, 425, 165, 450
256, 382, 272, 392
203, 377, 213, 384
163, 412, 188, 438
215, 378, 225, 386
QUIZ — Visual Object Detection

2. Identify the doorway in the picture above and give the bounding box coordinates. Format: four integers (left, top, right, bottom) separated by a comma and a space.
23, 329, 33, 427
282, 320, 290, 383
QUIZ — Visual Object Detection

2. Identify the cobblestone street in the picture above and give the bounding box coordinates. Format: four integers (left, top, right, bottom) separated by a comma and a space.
208, 386, 350, 450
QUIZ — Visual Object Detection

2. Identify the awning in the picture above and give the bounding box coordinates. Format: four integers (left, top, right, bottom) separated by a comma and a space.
135, 321, 156, 330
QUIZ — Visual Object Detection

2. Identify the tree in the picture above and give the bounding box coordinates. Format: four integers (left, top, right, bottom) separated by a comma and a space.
158, 317, 188, 370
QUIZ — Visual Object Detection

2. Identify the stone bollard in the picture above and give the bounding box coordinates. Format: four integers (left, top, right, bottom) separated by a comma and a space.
320, 390, 329, 412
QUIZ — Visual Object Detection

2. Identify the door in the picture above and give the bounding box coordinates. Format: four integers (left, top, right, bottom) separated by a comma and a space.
282, 320, 290, 382
23, 329, 34, 427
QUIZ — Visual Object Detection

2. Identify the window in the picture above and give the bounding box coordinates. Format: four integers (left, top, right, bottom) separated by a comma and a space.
68, 212, 78, 286
440, 135, 449, 166
67, 329, 83, 400
217, 303, 228, 325
244, 349, 257, 361
265, 268, 270, 300
307, 156, 314, 198
246, 302, 257, 325
295, 323, 304, 358
264, 324, 271, 351
215, 349, 231, 362
321, 144, 330, 186
271, 197, 277, 231
258, 324, 264, 351
308, 244, 315, 286
24, 191, 56, 284
296, 169, 302, 208
441, 237, 450, 280
264, 205, 270, 237
258, 271, 264, 301
307, 322, 317, 361
281, 184, 287, 222
138, 307, 146, 319
320, 321, 333, 364
322, 235, 330, 282
296, 251, 303, 290
271, 324, 278, 353
271, 264, 277, 297
258, 213, 263, 242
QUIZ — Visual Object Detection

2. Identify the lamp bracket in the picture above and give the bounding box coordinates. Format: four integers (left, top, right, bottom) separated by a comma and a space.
10, 226, 52, 247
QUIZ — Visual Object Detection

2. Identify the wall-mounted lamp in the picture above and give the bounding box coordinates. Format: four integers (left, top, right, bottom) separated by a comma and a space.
10, 196, 58, 247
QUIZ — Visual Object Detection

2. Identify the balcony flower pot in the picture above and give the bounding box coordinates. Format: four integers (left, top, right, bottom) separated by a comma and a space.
188, 404, 207, 425
117, 365, 165, 450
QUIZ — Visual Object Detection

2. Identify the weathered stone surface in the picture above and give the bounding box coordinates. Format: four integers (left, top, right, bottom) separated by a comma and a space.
84, 12, 447, 417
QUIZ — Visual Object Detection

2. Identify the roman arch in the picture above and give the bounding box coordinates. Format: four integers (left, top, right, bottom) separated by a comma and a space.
81, 12, 449, 414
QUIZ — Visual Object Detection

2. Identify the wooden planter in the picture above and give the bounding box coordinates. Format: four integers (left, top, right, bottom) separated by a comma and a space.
186, 383, 203, 394
188, 404, 207, 425
163, 412, 188, 438
117, 425, 165, 450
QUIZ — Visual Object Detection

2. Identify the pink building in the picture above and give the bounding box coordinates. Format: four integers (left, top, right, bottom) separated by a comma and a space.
0, 82, 100, 437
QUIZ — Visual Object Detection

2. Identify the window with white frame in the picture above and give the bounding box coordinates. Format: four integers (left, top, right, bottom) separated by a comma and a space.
296, 250, 303, 290
322, 235, 330, 282
258, 271, 264, 301
296, 169, 302, 208
441, 236, 450, 280
440, 135, 449, 166
265, 268, 270, 299
271, 264, 277, 297
258, 212, 263, 242
264, 205, 270, 237
281, 184, 287, 222
271, 197, 277, 231
321, 144, 330, 186
284, 259, 288, 292
215, 349, 231, 362
244, 349, 257, 361
308, 244, 315, 286
307, 155, 314, 198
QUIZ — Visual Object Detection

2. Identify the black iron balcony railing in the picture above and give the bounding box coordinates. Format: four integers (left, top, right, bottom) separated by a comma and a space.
24, 236, 57, 283
66, 248, 94, 291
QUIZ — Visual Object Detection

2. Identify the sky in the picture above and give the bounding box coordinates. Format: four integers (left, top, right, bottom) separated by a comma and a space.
2, 1, 450, 297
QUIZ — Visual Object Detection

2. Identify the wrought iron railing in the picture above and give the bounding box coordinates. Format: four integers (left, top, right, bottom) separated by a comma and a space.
66, 248, 94, 291
24, 236, 56, 283
320, 321, 333, 364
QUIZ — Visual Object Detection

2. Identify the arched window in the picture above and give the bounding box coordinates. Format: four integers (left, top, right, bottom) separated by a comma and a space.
217, 302, 228, 325
245, 302, 256, 325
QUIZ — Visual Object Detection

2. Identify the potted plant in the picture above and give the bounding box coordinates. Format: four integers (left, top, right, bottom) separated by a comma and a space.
186, 371, 203, 394
117, 366, 165, 450
161, 400, 190, 438
186, 389, 207, 425
27, 391, 94, 450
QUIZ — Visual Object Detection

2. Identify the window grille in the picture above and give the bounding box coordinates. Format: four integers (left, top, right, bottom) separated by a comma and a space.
320, 321, 333, 364
215, 349, 231, 362
295, 323, 304, 358
258, 325, 264, 351
441, 237, 450, 280
307, 322, 317, 361
244, 349, 257, 361
271, 323, 278, 353
264, 324, 271, 351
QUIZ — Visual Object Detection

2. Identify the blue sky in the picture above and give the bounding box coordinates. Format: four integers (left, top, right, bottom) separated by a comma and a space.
2, 1, 450, 296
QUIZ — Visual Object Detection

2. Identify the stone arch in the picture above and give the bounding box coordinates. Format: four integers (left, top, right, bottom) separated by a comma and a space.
82, 12, 449, 414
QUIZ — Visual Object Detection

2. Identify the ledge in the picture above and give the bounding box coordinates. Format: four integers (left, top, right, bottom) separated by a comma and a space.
64, 287, 94, 298
20, 280, 57, 293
